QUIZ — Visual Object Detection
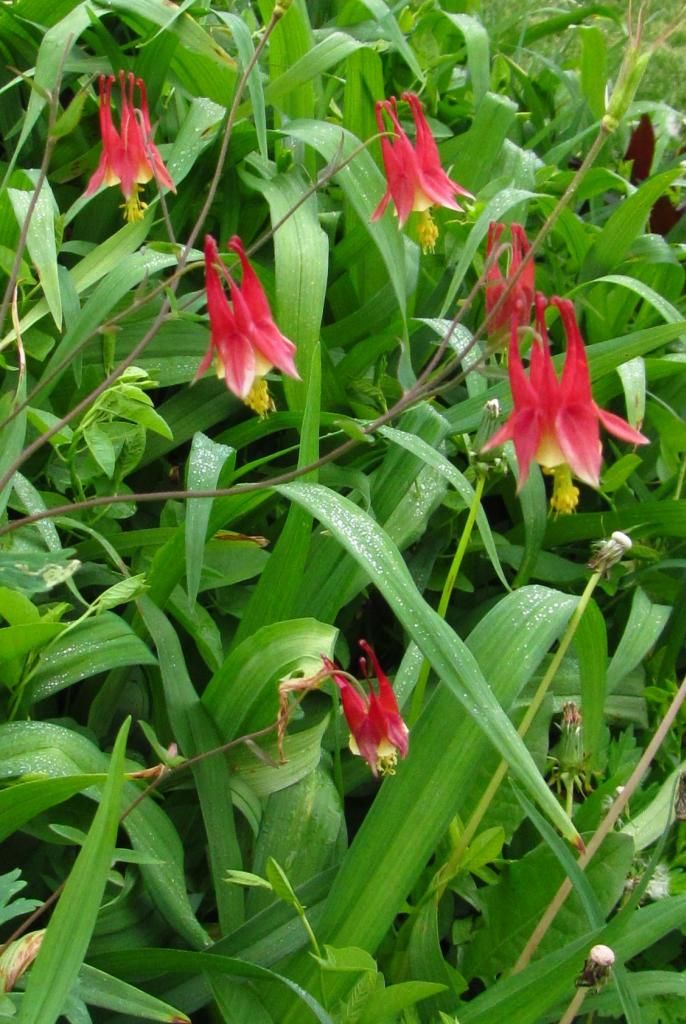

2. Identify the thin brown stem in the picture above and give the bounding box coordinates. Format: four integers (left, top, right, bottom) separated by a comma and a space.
0, 885, 62, 958
512, 668, 686, 973
559, 986, 589, 1024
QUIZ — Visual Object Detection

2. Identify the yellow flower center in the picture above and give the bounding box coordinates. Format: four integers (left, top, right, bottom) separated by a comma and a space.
417, 208, 439, 253
120, 185, 148, 223
244, 377, 275, 418
550, 464, 580, 515
376, 748, 399, 776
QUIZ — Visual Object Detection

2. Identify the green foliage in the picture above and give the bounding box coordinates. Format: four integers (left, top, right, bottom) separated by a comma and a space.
0, 2, 684, 1022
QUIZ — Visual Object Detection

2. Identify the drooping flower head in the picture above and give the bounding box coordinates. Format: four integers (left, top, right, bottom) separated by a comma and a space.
85, 71, 176, 222
372, 92, 472, 251
482, 294, 649, 513
485, 222, 535, 340
324, 641, 409, 777
196, 235, 299, 416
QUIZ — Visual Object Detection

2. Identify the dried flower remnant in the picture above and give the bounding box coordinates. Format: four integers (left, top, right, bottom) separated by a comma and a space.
485, 222, 535, 340
196, 235, 300, 416
372, 92, 472, 251
675, 771, 686, 821
324, 642, 409, 777
85, 71, 176, 222
482, 295, 649, 513
577, 944, 616, 989
0, 930, 45, 992
588, 530, 633, 576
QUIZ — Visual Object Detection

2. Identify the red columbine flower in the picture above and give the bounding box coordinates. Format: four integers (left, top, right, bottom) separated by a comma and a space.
324, 641, 409, 777
482, 294, 649, 513
85, 71, 175, 222
371, 92, 472, 252
195, 235, 300, 416
485, 222, 535, 340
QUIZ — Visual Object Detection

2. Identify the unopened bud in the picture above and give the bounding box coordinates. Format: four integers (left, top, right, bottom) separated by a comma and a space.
558, 702, 584, 773
603, 6, 655, 132
472, 398, 506, 464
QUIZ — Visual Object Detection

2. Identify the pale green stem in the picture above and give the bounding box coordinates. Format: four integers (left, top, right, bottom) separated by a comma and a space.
565, 778, 575, 821
409, 473, 486, 725
437, 569, 602, 890
674, 457, 686, 501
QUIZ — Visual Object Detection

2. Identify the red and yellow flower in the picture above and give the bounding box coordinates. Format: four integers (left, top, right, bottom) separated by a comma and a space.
483, 294, 649, 512
372, 92, 472, 251
325, 641, 409, 777
85, 71, 175, 222
485, 222, 535, 340
196, 235, 299, 416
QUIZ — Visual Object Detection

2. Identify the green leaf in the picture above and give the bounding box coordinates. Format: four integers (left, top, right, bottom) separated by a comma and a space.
9, 178, 61, 329
578, 25, 608, 119
0, 379, 27, 520
462, 831, 633, 980
265, 858, 299, 907
203, 618, 338, 739
139, 597, 242, 935
378, 425, 509, 589
83, 423, 116, 478
247, 767, 345, 916
0, 869, 40, 927
185, 432, 235, 605
0, 622, 66, 667
75, 963, 190, 1023
575, 599, 607, 771
0, 721, 208, 949
282, 119, 409, 315
89, 948, 334, 1024
216, 14, 267, 160
17, 718, 130, 1024
264, 31, 364, 108
363, 981, 448, 1022
581, 167, 682, 280
444, 14, 490, 106
24, 612, 156, 705
354, 0, 423, 81
607, 588, 670, 693
227, 714, 330, 797
0, 550, 80, 595
622, 761, 685, 851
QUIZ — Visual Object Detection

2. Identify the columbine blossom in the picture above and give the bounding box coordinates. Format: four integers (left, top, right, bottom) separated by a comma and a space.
324, 642, 409, 777
195, 235, 299, 417
482, 294, 649, 513
485, 222, 535, 339
85, 71, 175, 222
372, 92, 472, 251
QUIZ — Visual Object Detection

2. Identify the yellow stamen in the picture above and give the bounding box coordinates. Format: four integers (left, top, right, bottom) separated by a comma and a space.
417, 208, 439, 253
377, 749, 399, 776
120, 185, 148, 223
244, 377, 275, 418
550, 464, 580, 515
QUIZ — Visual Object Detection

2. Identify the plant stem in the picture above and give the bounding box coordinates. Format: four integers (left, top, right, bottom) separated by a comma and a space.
559, 986, 588, 1024
442, 569, 602, 880
410, 473, 486, 724
513, 666, 686, 973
